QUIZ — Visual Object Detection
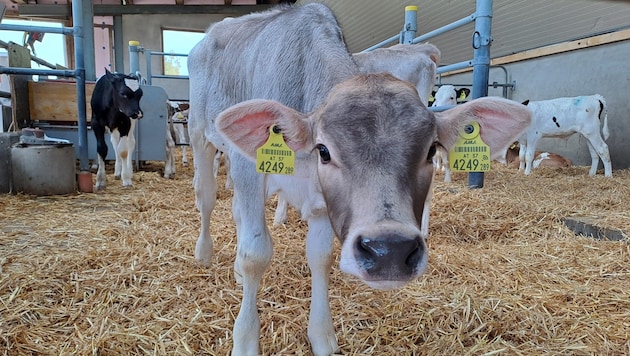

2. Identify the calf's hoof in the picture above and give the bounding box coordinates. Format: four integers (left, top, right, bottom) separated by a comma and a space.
195, 239, 213, 268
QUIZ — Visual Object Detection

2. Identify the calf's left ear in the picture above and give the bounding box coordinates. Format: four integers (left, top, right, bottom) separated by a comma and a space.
434, 97, 532, 160
216, 99, 312, 161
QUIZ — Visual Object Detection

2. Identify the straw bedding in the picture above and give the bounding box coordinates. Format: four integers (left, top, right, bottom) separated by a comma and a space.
1, 150, 628, 355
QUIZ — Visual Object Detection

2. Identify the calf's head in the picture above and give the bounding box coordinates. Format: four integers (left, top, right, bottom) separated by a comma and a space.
104, 69, 144, 119
216, 73, 531, 290
431, 85, 470, 107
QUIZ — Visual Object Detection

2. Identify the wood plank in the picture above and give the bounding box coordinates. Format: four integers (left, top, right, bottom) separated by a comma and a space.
440, 28, 630, 76
28, 80, 95, 123
8, 42, 31, 129
492, 28, 630, 66
562, 216, 627, 242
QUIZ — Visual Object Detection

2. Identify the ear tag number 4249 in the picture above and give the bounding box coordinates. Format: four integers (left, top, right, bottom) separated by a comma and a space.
448, 121, 491, 172
256, 125, 295, 175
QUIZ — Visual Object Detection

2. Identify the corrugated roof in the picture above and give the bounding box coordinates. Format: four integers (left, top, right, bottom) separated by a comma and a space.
297, 0, 630, 64
2, 0, 628, 65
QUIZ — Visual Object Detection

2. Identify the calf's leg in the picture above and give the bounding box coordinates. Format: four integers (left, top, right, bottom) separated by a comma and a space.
522, 138, 539, 175
164, 124, 176, 179
273, 196, 289, 226
191, 132, 218, 267
584, 136, 612, 177
306, 214, 339, 356
229, 153, 273, 356
182, 146, 188, 166
116, 131, 135, 187
93, 124, 108, 190
110, 130, 123, 180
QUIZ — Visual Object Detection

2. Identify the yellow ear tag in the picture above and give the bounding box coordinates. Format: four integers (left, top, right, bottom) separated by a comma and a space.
448, 121, 491, 172
256, 125, 295, 175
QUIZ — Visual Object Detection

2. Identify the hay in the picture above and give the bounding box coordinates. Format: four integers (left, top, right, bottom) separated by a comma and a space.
1, 151, 629, 355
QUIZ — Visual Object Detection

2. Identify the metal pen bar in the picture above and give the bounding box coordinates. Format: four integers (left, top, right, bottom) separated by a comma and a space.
150, 51, 189, 57
362, 34, 399, 52
145, 49, 152, 85
437, 60, 473, 74
428, 105, 456, 112
150, 74, 189, 80
0, 23, 74, 35
412, 15, 475, 44
0, 67, 77, 77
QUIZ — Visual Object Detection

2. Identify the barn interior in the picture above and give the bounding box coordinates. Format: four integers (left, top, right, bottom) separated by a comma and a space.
0, 1, 629, 354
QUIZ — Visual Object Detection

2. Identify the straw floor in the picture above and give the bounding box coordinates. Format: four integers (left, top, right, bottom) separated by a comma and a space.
1, 149, 629, 355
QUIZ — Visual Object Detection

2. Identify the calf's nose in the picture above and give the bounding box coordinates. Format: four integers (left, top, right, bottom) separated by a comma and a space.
356, 234, 423, 280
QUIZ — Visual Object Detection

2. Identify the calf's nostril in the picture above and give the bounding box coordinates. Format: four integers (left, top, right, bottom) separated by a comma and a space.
359, 237, 388, 258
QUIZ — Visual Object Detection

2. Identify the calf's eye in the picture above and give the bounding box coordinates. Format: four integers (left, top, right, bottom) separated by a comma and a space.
316, 144, 331, 164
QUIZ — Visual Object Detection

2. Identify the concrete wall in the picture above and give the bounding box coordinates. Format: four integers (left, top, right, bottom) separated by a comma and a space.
437, 40, 630, 171
121, 13, 228, 100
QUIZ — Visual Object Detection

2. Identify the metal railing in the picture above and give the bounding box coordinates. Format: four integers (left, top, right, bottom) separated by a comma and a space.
0, 1, 90, 172
362, 0, 496, 188
128, 42, 189, 88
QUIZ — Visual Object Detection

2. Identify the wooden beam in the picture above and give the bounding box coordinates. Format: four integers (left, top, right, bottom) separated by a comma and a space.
440, 28, 630, 77
28, 80, 96, 123
492, 28, 630, 66
7, 42, 31, 129
17, 4, 272, 17
2, 2, 18, 16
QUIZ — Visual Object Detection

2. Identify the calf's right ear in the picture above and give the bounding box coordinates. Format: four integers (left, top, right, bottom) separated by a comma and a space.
216, 99, 312, 161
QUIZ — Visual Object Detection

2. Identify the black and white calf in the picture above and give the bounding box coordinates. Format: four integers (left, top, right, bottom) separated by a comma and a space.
91, 69, 143, 189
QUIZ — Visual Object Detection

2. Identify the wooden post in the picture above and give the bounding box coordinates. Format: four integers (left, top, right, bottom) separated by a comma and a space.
8, 42, 31, 130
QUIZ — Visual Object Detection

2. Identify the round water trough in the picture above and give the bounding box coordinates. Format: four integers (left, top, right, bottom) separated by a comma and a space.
11, 143, 76, 195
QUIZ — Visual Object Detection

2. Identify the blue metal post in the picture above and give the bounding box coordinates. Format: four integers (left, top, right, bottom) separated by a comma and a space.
82, 2, 96, 81
145, 49, 153, 85
129, 40, 142, 77
468, 0, 493, 189
72, 0, 89, 173
113, 16, 124, 72
400, 6, 417, 44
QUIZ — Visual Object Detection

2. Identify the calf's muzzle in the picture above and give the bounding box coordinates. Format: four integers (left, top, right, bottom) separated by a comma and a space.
355, 233, 424, 281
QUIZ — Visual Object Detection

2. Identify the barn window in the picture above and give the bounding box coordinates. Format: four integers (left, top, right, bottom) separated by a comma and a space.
161, 29, 204, 76
0, 18, 66, 69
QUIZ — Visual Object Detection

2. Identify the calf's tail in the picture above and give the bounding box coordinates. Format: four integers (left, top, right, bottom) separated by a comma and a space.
598, 95, 610, 141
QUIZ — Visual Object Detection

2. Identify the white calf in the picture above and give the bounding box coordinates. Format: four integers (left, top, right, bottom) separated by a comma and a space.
518, 95, 611, 177
429, 85, 471, 183
431, 84, 470, 108
352, 43, 441, 106
165, 109, 190, 179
